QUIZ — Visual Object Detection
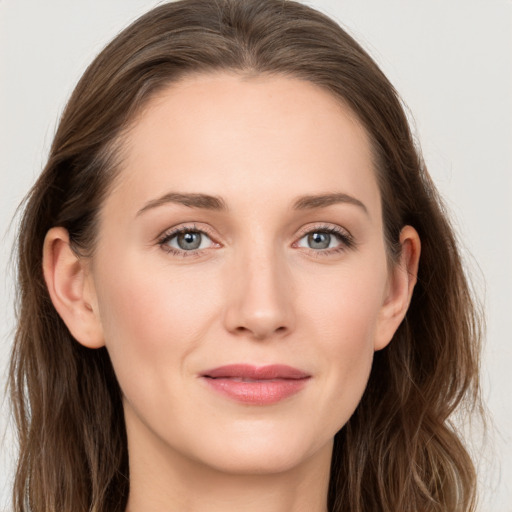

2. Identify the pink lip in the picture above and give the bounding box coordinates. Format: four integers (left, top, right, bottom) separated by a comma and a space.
201, 364, 311, 405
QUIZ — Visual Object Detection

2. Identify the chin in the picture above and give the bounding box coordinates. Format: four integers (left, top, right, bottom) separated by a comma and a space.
201, 447, 316, 476
183, 423, 335, 477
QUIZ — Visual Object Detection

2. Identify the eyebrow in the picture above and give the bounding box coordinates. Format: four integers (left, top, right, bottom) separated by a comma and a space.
136, 192, 227, 216
292, 193, 368, 214
136, 191, 368, 216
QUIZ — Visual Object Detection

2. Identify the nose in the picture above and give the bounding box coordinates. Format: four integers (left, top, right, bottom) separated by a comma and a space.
223, 247, 296, 340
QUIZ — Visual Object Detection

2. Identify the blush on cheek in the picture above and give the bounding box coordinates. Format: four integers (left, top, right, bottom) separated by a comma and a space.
95, 261, 215, 371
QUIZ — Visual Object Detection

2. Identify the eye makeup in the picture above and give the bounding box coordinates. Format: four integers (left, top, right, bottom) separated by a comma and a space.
156, 222, 356, 259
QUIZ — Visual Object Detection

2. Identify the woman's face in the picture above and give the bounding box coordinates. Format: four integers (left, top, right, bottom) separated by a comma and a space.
85, 73, 409, 475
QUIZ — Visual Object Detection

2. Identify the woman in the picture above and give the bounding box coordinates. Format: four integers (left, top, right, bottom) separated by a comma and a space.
8, 0, 482, 511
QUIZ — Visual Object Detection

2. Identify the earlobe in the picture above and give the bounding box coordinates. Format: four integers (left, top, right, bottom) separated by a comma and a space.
374, 225, 421, 351
42, 227, 105, 349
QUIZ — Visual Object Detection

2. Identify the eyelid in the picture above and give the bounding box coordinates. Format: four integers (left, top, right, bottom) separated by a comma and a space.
293, 223, 355, 253
295, 223, 352, 240
156, 223, 221, 256
155, 222, 355, 257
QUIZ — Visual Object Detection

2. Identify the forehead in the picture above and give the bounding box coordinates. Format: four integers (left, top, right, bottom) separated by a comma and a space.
105, 72, 380, 220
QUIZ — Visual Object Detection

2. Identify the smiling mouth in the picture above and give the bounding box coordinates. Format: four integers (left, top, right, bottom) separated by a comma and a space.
201, 364, 311, 405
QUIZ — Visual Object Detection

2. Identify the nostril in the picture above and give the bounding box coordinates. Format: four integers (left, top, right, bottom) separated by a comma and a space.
223, 283, 295, 339
232, 324, 289, 340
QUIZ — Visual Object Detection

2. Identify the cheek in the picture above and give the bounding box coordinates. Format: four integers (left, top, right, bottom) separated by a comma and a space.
92, 252, 219, 390
300, 259, 387, 419
319, 299, 376, 393
302, 257, 387, 347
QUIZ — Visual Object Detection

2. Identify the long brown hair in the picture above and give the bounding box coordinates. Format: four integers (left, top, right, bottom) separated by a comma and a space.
9, 1, 482, 511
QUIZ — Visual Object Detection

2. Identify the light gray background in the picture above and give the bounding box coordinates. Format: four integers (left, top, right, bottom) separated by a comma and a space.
1, 1, 511, 510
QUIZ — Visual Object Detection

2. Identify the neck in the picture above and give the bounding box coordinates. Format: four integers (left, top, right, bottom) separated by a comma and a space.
124, 419, 332, 512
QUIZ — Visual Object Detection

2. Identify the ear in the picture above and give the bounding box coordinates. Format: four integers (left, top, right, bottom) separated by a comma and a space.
374, 225, 421, 351
42, 227, 105, 348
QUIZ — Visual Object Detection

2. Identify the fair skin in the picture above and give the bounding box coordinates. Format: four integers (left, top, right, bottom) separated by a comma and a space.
43, 73, 420, 512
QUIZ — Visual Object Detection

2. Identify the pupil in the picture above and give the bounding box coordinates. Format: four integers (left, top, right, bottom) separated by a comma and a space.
177, 232, 201, 250
308, 232, 330, 249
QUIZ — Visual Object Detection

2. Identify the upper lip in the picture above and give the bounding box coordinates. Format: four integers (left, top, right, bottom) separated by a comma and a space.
202, 364, 310, 380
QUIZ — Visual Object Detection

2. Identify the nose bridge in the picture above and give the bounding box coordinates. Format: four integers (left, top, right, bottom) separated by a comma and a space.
224, 239, 295, 339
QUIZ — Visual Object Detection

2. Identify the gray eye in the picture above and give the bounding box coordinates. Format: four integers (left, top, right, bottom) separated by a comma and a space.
176, 231, 203, 250
297, 229, 345, 251
307, 232, 331, 249
162, 229, 215, 254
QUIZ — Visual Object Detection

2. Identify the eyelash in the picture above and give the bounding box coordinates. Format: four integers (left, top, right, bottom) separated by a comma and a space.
157, 224, 217, 258
157, 224, 355, 258
294, 225, 355, 256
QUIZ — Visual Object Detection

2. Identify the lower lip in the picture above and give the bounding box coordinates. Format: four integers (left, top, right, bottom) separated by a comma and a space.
203, 377, 310, 405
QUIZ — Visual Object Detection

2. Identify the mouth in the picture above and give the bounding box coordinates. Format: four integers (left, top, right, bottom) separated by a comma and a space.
200, 364, 311, 405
